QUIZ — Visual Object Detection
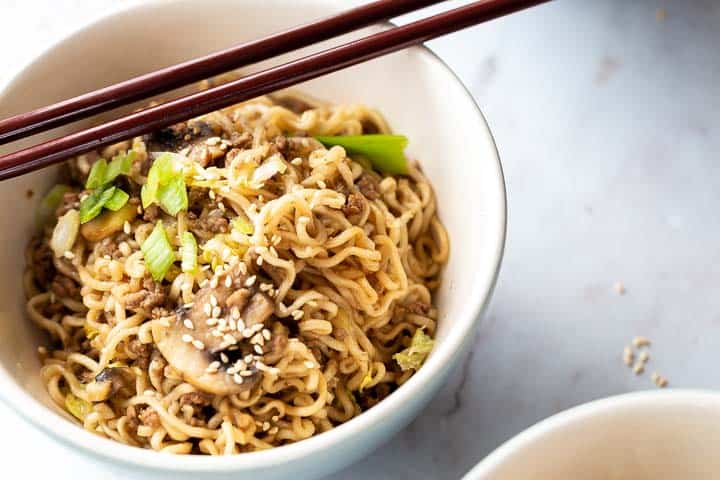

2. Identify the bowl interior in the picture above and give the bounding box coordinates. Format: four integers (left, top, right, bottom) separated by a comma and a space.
0, 0, 504, 474
465, 391, 720, 480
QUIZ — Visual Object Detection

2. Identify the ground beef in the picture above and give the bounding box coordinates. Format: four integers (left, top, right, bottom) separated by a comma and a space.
138, 407, 160, 428
178, 392, 211, 408
128, 338, 153, 370
55, 192, 80, 217
144, 120, 214, 152
142, 204, 160, 222
96, 238, 120, 259
189, 209, 228, 239
342, 193, 366, 217
50, 274, 79, 299
356, 173, 380, 200
404, 301, 431, 315
31, 238, 55, 289
124, 279, 168, 312
230, 131, 253, 149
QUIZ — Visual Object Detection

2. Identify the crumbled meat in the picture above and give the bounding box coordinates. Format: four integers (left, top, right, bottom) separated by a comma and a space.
178, 392, 211, 408
95, 238, 119, 258
139, 407, 161, 428
151, 307, 172, 319
356, 173, 380, 200
189, 209, 228, 239
55, 192, 80, 217
128, 339, 153, 370
124, 278, 168, 311
404, 301, 431, 315
342, 193, 366, 217
273, 95, 313, 114
30, 237, 55, 289
50, 275, 79, 299
142, 204, 160, 222
273, 136, 323, 159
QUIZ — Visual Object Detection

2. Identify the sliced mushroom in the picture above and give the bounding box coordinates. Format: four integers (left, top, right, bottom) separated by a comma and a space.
86, 367, 127, 402
151, 265, 274, 395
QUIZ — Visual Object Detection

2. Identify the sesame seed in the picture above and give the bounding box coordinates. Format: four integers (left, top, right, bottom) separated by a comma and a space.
632, 336, 651, 348
252, 323, 264, 333
271, 234, 281, 245
200, 279, 209, 288
257, 256, 264, 266
291, 310, 304, 320
242, 328, 253, 338
229, 318, 237, 331
225, 275, 232, 288
262, 421, 270, 431
240, 370, 254, 377
236, 319, 246, 331
63, 251, 75, 260
205, 136, 221, 146
206, 361, 220, 373
37, 346, 47, 355
622, 346, 634, 366
211, 329, 223, 337
118, 241, 132, 256
210, 295, 218, 307
181, 334, 193, 343
245, 275, 257, 287
269, 426, 279, 435
317, 180, 326, 189
254, 345, 264, 355
262, 329, 271, 341
239, 263, 248, 275
233, 373, 244, 384
614, 281, 626, 295
304, 361, 315, 369
271, 415, 279, 422
203, 303, 212, 316
137, 206, 143, 215
220, 353, 229, 363
308, 301, 318, 308
123, 221, 131, 234
209, 190, 216, 200
638, 350, 650, 363
192, 339, 205, 350
633, 362, 645, 375
206, 317, 218, 326
223, 334, 237, 345
250, 333, 263, 344
231, 306, 240, 319
218, 202, 226, 211
183, 319, 194, 330
212, 306, 221, 318
210, 277, 218, 288
291, 157, 302, 166
183, 302, 195, 308
244, 354, 254, 363
259, 283, 272, 292
652, 372, 668, 388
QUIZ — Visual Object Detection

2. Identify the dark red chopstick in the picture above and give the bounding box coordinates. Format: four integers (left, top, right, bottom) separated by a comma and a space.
0, 0, 549, 181
0, 0, 448, 145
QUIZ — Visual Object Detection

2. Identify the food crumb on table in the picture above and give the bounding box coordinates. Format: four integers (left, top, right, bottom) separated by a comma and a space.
622, 336, 669, 388
613, 281, 626, 295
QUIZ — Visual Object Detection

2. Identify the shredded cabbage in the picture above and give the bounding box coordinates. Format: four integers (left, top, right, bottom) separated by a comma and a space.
65, 393, 92, 421
50, 209, 80, 257
181, 232, 198, 273
393, 329, 434, 371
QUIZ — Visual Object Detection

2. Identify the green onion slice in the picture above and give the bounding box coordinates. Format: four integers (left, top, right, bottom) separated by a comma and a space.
104, 188, 129, 211
141, 221, 175, 281
85, 159, 108, 189
314, 134, 409, 175
79, 186, 116, 224
157, 176, 188, 215
142, 153, 188, 215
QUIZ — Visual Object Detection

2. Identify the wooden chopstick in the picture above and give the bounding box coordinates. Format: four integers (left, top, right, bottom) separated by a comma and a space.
0, 0, 447, 145
0, 0, 549, 181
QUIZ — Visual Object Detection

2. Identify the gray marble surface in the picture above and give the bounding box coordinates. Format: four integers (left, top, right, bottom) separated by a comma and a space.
2, 1, 720, 479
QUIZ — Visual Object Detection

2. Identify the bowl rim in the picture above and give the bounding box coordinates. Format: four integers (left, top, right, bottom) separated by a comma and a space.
0, 0, 507, 472
462, 389, 720, 480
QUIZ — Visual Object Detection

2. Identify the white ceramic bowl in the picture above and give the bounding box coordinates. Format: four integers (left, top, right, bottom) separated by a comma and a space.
464, 390, 720, 480
0, 1, 505, 478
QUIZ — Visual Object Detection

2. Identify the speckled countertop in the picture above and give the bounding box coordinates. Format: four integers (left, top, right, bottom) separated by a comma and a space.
2, 1, 720, 479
